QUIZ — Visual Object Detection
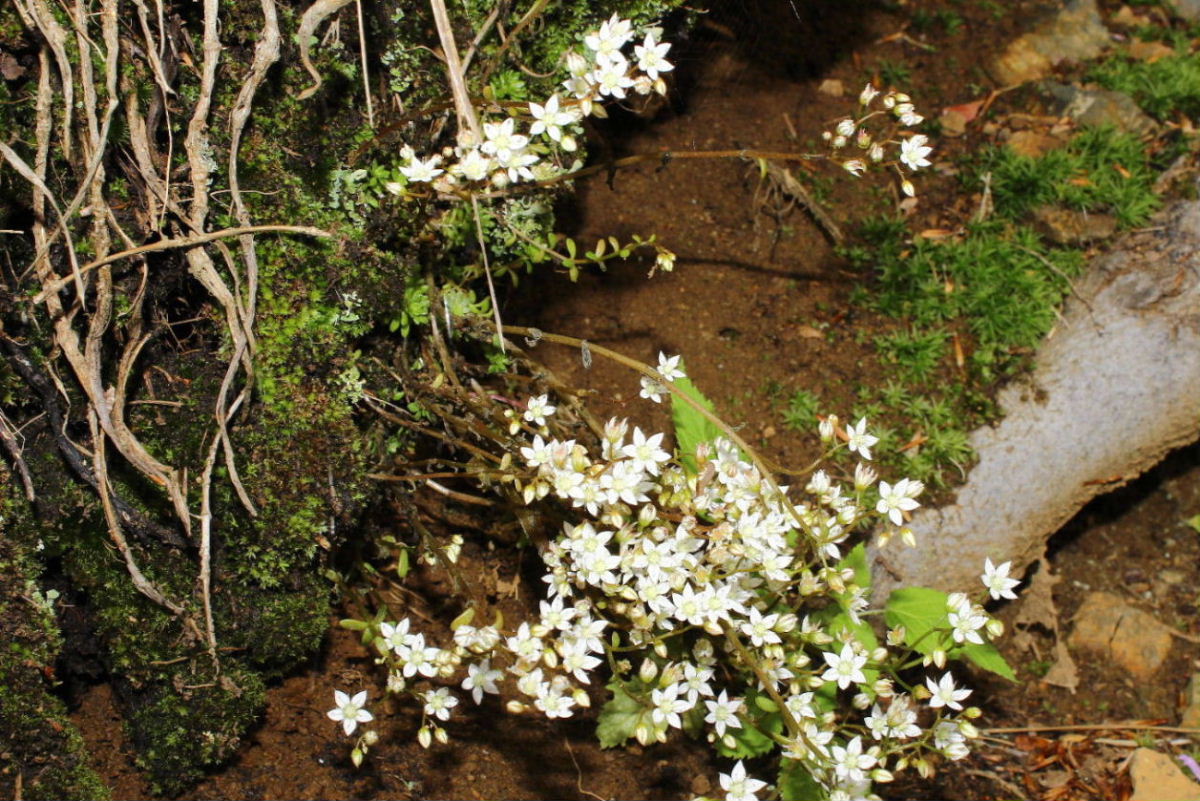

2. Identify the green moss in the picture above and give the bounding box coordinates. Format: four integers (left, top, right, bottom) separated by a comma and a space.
128, 664, 266, 796
0, 505, 110, 801
973, 126, 1160, 227
1089, 50, 1200, 121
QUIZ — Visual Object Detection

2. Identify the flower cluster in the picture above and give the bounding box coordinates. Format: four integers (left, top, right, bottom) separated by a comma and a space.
332, 353, 1021, 801
823, 84, 934, 197
389, 14, 673, 193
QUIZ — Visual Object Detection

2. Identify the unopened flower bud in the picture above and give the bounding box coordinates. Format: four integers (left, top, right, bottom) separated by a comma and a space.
819, 415, 838, 442
873, 678, 894, 698
832, 134, 848, 149
639, 659, 658, 683
435, 726, 449, 744
722, 733, 737, 750
856, 129, 872, 149
871, 647, 889, 663
964, 706, 982, 719
836, 118, 857, 137
914, 684, 931, 701
635, 722, 652, 746
887, 626, 906, 646
417, 726, 432, 749
871, 768, 895, 783
363, 730, 380, 746
932, 649, 947, 669
653, 641, 668, 659
351, 747, 364, 767
901, 178, 916, 197
900, 527, 916, 547
915, 758, 933, 779
870, 143, 886, 162
852, 692, 871, 710
573, 688, 591, 708
986, 618, 1004, 638
959, 720, 979, 739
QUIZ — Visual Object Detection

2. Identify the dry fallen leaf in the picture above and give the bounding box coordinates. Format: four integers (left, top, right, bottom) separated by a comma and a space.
917, 228, 956, 240
1012, 555, 1081, 693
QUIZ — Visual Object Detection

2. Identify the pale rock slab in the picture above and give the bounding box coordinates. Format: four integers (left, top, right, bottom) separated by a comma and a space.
869, 201, 1200, 601
1067, 592, 1172, 680
1129, 748, 1200, 801
990, 0, 1111, 85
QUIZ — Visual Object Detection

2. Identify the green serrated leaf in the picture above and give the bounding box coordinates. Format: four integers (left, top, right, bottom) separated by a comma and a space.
884, 586, 954, 655
670, 369, 724, 473
837, 542, 872, 592
715, 713, 778, 759
961, 641, 1017, 682
596, 681, 644, 748
779, 759, 827, 801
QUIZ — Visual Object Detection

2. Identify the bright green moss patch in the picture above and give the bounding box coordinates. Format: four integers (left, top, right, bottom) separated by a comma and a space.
1089, 50, 1200, 122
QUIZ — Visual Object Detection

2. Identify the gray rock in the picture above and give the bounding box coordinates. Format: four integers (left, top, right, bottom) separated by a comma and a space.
1040, 81, 1159, 136
870, 201, 1200, 600
1167, 0, 1200, 22
991, 0, 1112, 85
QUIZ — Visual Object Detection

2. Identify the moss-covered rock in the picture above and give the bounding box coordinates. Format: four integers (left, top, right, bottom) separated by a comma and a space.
0, 505, 110, 801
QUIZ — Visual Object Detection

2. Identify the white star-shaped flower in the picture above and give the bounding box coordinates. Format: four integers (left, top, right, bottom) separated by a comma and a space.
926, 672, 971, 711
845, 416, 878, 460
327, 689, 373, 735
981, 557, 1021, 600
719, 760, 768, 801
899, 134, 933, 171
634, 33, 673, 80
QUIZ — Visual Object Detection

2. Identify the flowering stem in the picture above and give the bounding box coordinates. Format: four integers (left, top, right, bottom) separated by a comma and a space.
486, 148, 827, 195
501, 326, 824, 555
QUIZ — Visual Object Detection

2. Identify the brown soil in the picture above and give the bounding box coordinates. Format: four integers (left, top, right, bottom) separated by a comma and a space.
71, 1, 1200, 798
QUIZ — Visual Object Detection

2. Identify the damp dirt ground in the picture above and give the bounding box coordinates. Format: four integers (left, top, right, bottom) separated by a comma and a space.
70, 1, 1200, 798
